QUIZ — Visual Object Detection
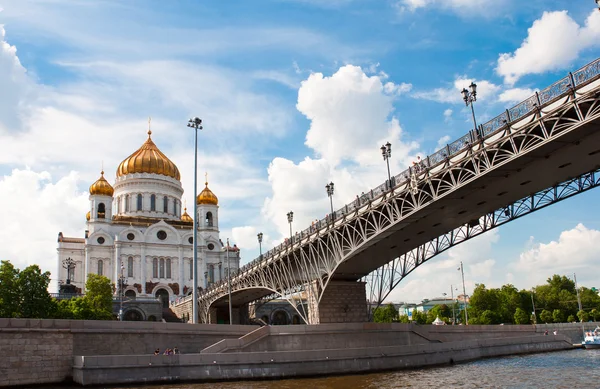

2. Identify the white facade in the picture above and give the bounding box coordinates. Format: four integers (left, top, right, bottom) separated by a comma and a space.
56, 133, 240, 305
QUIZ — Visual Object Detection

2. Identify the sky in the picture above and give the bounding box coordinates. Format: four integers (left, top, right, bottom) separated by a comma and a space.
0, 0, 599, 302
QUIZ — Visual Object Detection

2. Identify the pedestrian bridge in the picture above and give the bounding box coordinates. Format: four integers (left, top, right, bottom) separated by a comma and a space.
175, 58, 600, 324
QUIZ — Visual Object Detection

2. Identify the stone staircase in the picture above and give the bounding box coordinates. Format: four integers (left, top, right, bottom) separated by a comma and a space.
162, 307, 182, 323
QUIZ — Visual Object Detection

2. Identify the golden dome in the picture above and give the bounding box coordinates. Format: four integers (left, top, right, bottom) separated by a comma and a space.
116, 130, 180, 180
197, 181, 218, 205
181, 208, 193, 223
89, 171, 114, 196
86, 211, 90, 221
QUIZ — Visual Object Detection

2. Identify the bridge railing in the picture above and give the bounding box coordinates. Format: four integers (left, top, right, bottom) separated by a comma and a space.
201, 57, 600, 297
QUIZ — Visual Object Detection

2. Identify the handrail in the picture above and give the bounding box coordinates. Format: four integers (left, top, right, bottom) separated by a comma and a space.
195, 57, 600, 298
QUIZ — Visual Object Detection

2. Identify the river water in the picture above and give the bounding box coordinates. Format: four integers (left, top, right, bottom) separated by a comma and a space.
49, 349, 600, 389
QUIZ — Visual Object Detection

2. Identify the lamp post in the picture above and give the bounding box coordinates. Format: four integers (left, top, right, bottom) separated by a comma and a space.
257, 232, 263, 260
187, 117, 203, 324
574, 273, 583, 314
458, 262, 469, 325
596, 0, 600, 11
325, 182, 335, 216
119, 261, 125, 321
287, 211, 294, 241
380, 142, 392, 188
226, 238, 232, 325
451, 285, 456, 325
531, 288, 537, 324
461, 82, 478, 131
62, 257, 75, 285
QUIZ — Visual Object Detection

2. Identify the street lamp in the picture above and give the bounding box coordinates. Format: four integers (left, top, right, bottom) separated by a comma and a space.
596, 0, 600, 11
461, 82, 478, 131
226, 238, 232, 325
325, 182, 335, 216
119, 261, 125, 321
380, 142, 392, 188
457, 262, 469, 325
257, 232, 263, 260
62, 257, 75, 285
187, 116, 203, 324
287, 211, 294, 241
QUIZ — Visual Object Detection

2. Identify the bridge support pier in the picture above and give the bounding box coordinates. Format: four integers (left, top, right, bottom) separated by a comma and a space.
308, 280, 368, 324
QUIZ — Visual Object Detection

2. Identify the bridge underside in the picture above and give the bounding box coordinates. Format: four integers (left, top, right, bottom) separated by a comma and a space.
336, 114, 600, 280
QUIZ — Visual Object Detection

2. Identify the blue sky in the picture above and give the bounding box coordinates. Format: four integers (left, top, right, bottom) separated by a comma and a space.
0, 0, 599, 300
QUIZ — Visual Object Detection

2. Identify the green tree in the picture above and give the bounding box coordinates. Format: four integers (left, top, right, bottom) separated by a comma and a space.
17, 265, 54, 318
514, 308, 530, 324
591, 309, 599, 321
567, 315, 576, 323
426, 305, 451, 324
82, 274, 113, 320
552, 309, 565, 323
398, 314, 410, 323
540, 309, 553, 323
0, 261, 19, 317
411, 309, 427, 324
373, 303, 398, 323
577, 310, 589, 323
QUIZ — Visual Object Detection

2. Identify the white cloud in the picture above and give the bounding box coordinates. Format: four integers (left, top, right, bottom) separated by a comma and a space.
0, 169, 88, 291
498, 88, 536, 104
298, 65, 418, 166
413, 76, 501, 104
436, 134, 451, 150
497, 10, 600, 85
396, 0, 508, 16
443, 109, 452, 123
510, 224, 600, 287
0, 25, 31, 133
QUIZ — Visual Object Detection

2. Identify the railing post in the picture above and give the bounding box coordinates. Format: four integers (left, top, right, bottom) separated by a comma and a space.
445, 145, 451, 158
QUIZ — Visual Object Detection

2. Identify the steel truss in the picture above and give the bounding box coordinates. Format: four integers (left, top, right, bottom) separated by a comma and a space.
191, 63, 600, 324
366, 167, 600, 313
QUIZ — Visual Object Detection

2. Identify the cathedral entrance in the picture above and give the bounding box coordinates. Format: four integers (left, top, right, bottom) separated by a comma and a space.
123, 309, 144, 321
155, 288, 170, 308
125, 290, 136, 300
271, 310, 290, 325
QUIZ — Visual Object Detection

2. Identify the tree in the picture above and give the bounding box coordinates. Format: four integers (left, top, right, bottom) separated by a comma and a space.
567, 315, 576, 323
0, 261, 19, 317
552, 309, 565, 323
591, 309, 599, 321
411, 309, 427, 324
82, 274, 113, 320
577, 310, 589, 323
17, 265, 54, 318
540, 309, 553, 323
373, 303, 398, 323
398, 314, 410, 323
426, 305, 450, 324
514, 308, 530, 324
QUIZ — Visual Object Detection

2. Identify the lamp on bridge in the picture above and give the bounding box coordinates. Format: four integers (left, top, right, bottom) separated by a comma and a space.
461, 82, 478, 132
60, 257, 77, 295
380, 142, 392, 188
62, 257, 76, 285
187, 116, 203, 324
596, 0, 600, 11
287, 211, 294, 241
119, 261, 125, 321
457, 262, 469, 325
325, 182, 335, 216
257, 232, 263, 259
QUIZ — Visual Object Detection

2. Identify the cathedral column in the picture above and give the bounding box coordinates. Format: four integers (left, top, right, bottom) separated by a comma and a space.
141, 245, 147, 295
84, 239, 89, 288
178, 246, 184, 296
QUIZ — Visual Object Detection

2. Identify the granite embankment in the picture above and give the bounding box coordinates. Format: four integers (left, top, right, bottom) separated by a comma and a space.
1, 319, 596, 387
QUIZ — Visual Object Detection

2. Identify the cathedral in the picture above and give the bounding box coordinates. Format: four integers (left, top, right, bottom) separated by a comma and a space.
56, 128, 240, 308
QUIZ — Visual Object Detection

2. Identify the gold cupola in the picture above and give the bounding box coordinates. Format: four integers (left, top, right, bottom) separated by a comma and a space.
116, 130, 181, 180
86, 211, 91, 221
89, 171, 114, 196
197, 180, 218, 206
181, 207, 193, 223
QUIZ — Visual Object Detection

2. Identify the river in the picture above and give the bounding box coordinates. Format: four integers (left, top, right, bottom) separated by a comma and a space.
46, 349, 600, 389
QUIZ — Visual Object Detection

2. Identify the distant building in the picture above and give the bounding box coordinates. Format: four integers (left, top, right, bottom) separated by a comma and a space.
415, 298, 455, 313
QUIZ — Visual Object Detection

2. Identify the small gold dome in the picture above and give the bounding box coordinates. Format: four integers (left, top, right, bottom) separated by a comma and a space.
116, 130, 181, 180
197, 182, 218, 205
86, 211, 90, 221
181, 208, 193, 223
89, 171, 114, 196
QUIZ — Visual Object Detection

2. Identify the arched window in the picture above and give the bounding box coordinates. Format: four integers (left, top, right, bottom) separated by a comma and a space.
137, 194, 143, 211
166, 258, 171, 279
116, 197, 120, 214
150, 194, 156, 211
152, 258, 158, 278
127, 257, 133, 277
189, 260, 193, 280
174, 200, 178, 216
97, 259, 103, 276
209, 264, 214, 283
159, 258, 165, 278
206, 212, 213, 227
163, 196, 168, 213
97, 203, 106, 219
125, 195, 130, 212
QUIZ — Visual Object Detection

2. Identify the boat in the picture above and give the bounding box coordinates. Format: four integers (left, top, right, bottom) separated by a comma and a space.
582, 327, 600, 349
